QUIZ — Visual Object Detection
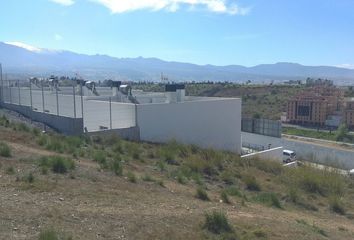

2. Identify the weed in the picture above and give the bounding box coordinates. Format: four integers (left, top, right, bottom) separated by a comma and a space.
142, 174, 155, 182
225, 186, 243, 198
156, 160, 166, 172
253, 228, 267, 238
157, 180, 165, 187
39, 229, 59, 240
6, 166, 15, 175
177, 172, 187, 184
127, 171, 137, 183
25, 172, 35, 183
203, 211, 233, 234
111, 158, 123, 176
243, 175, 261, 191
39, 156, 75, 174
93, 150, 107, 167
221, 191, 231, 204
196, 187, 210, 201
254, 192, 282, 209
0, 142, 11, 157
329, 196, 345, 215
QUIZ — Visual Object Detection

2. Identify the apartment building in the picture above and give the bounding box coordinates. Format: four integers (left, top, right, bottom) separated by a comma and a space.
287, 86, 344, 126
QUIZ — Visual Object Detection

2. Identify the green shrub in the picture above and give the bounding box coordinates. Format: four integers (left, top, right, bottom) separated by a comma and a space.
37, 135, 48, 146
16, 122, 30, 132
329, 196, 345, 215
203, 211, 233, 234
225, 186, 243, 198
93, 150, 107, 167
25, 172, 35, 183
156, 160, 166, 172
196, 187, 210, 201
32, 128, 40, 136
39, 229, 59, 240
39, 156, 75, 174
0, 142, 11, 157
221, 191, 231, 204
243, 175, 261, 191
254, 192, 282, 209
6, 166, 15, 175
177, 172, 187, 184
111, 158, 123, 176
142, 174, 155, 182
127, 171, 137, 183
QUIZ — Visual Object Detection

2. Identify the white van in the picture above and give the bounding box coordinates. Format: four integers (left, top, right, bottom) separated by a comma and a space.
283, 150, 296, 163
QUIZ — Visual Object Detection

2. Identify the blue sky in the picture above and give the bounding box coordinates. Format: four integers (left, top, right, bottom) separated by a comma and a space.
0, 0, 354, 67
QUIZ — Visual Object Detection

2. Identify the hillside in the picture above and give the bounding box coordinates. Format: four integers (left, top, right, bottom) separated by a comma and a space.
1, 111, 354, 240
134, 83, 306, 120
1, 42, 354, 83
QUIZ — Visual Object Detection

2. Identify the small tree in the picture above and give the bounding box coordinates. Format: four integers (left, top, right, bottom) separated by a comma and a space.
335, 124, 348, 141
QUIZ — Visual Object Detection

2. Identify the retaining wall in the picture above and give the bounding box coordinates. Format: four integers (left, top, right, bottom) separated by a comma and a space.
242, 131, 354, 170
0, 102, 83, 135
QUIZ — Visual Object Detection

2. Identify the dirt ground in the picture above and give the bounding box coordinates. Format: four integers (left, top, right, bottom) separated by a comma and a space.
1, 128, 354, 240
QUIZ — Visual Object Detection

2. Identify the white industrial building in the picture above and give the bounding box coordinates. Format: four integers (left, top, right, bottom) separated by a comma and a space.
0, 80, 242, 153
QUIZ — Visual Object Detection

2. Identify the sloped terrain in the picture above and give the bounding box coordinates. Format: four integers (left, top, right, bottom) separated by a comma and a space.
1, 113, 354, 240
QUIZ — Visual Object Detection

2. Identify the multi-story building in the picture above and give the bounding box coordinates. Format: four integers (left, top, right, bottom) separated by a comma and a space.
344, 99, 354, 129
287, 86, 344, 126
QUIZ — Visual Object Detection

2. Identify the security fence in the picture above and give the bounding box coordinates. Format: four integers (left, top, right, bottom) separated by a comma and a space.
0, 79, 137, 133
242, 118, 282, 138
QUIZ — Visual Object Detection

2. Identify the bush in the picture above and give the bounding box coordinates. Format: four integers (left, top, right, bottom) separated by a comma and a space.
25, 172, 35, 183
142, 174, 155, 182
225, 186, 243, 198
111, 158, 123, 176
221, 191, 231, 204
93, 150, 107, 167
283, 166, 345, 197
127, 171, 137, 183
0, 142, 11, 157
6, 166, 15, 175
39, 156, 75, 174
39, 229, 59, 240
329, 196, 345, 215
254, 192, 282, 209
203, 211, 233, 234
243, 175, 261, 191
196, 187, 210, 201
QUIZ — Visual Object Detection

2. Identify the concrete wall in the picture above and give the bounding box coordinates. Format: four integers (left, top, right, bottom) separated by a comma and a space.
0, 102, 83, 135
241, 147, 283, 163
83, 100, 136, 132
242, 131, 354, 170
87, 126, 140, 141
137, 98, 241, 153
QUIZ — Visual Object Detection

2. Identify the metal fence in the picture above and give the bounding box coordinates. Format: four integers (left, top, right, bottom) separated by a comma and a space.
0, 79, 137, 133
242, 118, 282, 138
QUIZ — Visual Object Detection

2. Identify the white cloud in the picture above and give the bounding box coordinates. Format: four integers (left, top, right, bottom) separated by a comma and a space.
55, 34, 63, 41
91, 0, 250, 15
50, 0, 75, 6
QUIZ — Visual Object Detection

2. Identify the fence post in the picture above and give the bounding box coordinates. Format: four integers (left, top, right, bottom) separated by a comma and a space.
29, 80, 33, 123
73, 83, 76, 118
41, 81, 45, 112
56, 86, 59, 116
109, 97, 112, 129
18, 80, 21, 105
9, 79, 12, 104
80, 82, 84, 119
0, 63, 3, 103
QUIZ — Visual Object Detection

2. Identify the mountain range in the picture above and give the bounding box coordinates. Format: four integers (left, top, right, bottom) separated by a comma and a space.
1, 41, 353, 84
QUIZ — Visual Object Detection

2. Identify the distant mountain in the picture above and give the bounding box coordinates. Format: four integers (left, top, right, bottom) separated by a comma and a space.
1, 41, 354, 84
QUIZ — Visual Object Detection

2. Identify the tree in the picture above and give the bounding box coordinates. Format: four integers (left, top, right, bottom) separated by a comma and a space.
335, 124, 349, 141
